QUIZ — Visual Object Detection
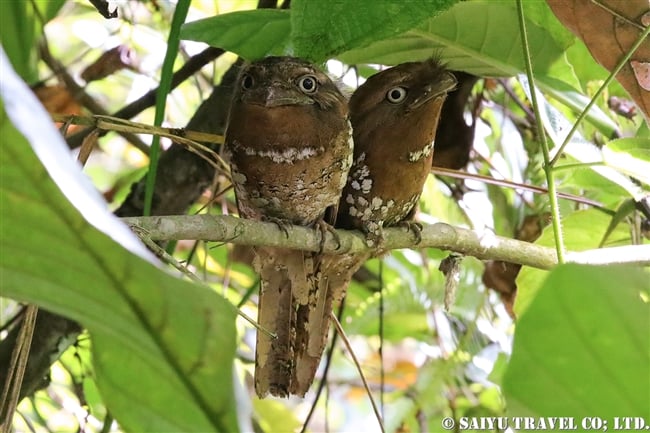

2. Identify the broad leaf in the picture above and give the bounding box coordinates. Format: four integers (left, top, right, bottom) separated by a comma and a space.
0, 50, 238, 432
291, 0, 457, 61
547, 0, 650, 120
181, 9, 291, 60
603, 138, 650, 187
338, 1, 568, 77
515, 209, 631, 316
504, 264, 650, 418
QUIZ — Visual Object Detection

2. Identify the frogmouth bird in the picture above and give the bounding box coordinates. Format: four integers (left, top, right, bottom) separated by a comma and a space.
338, 58, 457, 246
224, 56, 353, 398
315, 60, 457, 364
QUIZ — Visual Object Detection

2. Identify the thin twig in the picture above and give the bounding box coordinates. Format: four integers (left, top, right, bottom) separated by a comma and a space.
330, 312, 385, 433
549, 24, 650, 166
66, 47, 225, 150
0, 305, 38, 432
130, 225, 275, 339
51, 114, 229, 175
431, 167, 607, 210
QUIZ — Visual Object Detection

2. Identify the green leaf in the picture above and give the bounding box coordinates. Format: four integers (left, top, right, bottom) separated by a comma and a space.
599, 199, 637, 247
0, 51, 238, 432
34, 0, 66, 22
504, 264, 650, 418
181, 9, 291, 60
563, 166, 631, 208
565, 40, 627, 97
253, 399, 303, 433
291, 0, 457, 62
0, 0, 65, 83
515, 209, 631, 316
536, 75, 619, 138
338, 1, 566, 77
608, 138, 650, 161
637, 120, 650, 138
525, 76, 644, 200
603, 138, 650, 187
521, 0, 574, 48
0, 2, 40, 83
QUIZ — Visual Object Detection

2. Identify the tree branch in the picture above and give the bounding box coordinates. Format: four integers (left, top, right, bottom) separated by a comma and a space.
123, 215, 563, 269
121, 215, 650, 268
65, 46, 225, 151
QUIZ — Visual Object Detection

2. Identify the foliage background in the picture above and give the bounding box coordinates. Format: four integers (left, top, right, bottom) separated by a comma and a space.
0, 0, 648, 432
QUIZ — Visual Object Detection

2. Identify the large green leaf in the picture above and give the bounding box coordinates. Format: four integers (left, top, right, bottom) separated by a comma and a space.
180, 1, 456, 62
504, 264, 650, 418
181, 9, 291, 60
338, 1, 568, 77
515, 209, 631, 316
291, 0, 457, 61
0, 50, 238, 432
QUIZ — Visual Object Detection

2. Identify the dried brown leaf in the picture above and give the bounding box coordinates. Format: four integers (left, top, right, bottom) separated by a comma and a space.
547, 0, 650, 120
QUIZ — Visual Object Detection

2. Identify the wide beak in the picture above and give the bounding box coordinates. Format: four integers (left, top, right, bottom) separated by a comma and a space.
408, 72, 457, 110
243, 86, 314, 108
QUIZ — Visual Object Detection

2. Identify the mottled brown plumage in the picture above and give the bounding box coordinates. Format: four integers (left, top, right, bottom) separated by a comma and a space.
338, 59, 457, 245
224, 56, 352, 398
316, 61, 456, 355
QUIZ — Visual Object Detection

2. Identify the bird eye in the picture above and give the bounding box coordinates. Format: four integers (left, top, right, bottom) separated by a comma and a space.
241, 74, 254, 90
386, 86, 407, 103
297, 75, 318, 94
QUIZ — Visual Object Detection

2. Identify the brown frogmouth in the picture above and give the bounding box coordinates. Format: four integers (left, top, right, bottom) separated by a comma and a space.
315, 60, 457, 363
224, 56, 352, 398
338, 58, 457, 246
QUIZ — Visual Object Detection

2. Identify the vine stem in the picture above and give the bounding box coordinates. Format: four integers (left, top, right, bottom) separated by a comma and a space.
516, 0, 566, 263
143, 0, 191, 216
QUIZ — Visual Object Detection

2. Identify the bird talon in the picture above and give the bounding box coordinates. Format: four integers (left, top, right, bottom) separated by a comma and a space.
265, 217, 291, 238
399, 221, 423, 244
314, 220, 340, 253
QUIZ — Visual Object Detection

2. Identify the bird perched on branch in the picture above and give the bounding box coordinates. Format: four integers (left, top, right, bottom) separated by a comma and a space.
224, 56, 352, 398
314, 60, 457, 363
338, 58, 457, 246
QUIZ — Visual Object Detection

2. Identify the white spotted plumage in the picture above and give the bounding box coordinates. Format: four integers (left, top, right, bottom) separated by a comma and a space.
407, 140, 434, 163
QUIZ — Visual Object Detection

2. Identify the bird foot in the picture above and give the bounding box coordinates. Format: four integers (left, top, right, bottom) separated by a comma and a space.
396, 221, 423, 244
314, 220, 340, 253
263, 216, 292, 238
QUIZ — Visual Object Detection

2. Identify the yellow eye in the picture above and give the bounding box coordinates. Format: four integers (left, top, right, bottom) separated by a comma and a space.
241, 73, 254, 90
297, 75, 318, 94
386, 86, 407, 103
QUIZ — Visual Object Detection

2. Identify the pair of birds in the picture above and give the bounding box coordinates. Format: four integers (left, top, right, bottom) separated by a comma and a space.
224, 56, 456, 398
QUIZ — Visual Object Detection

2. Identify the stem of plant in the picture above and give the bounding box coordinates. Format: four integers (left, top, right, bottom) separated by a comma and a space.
549, 24, 650, 167
516, 0, 566, 263
143, 0, 191, 216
